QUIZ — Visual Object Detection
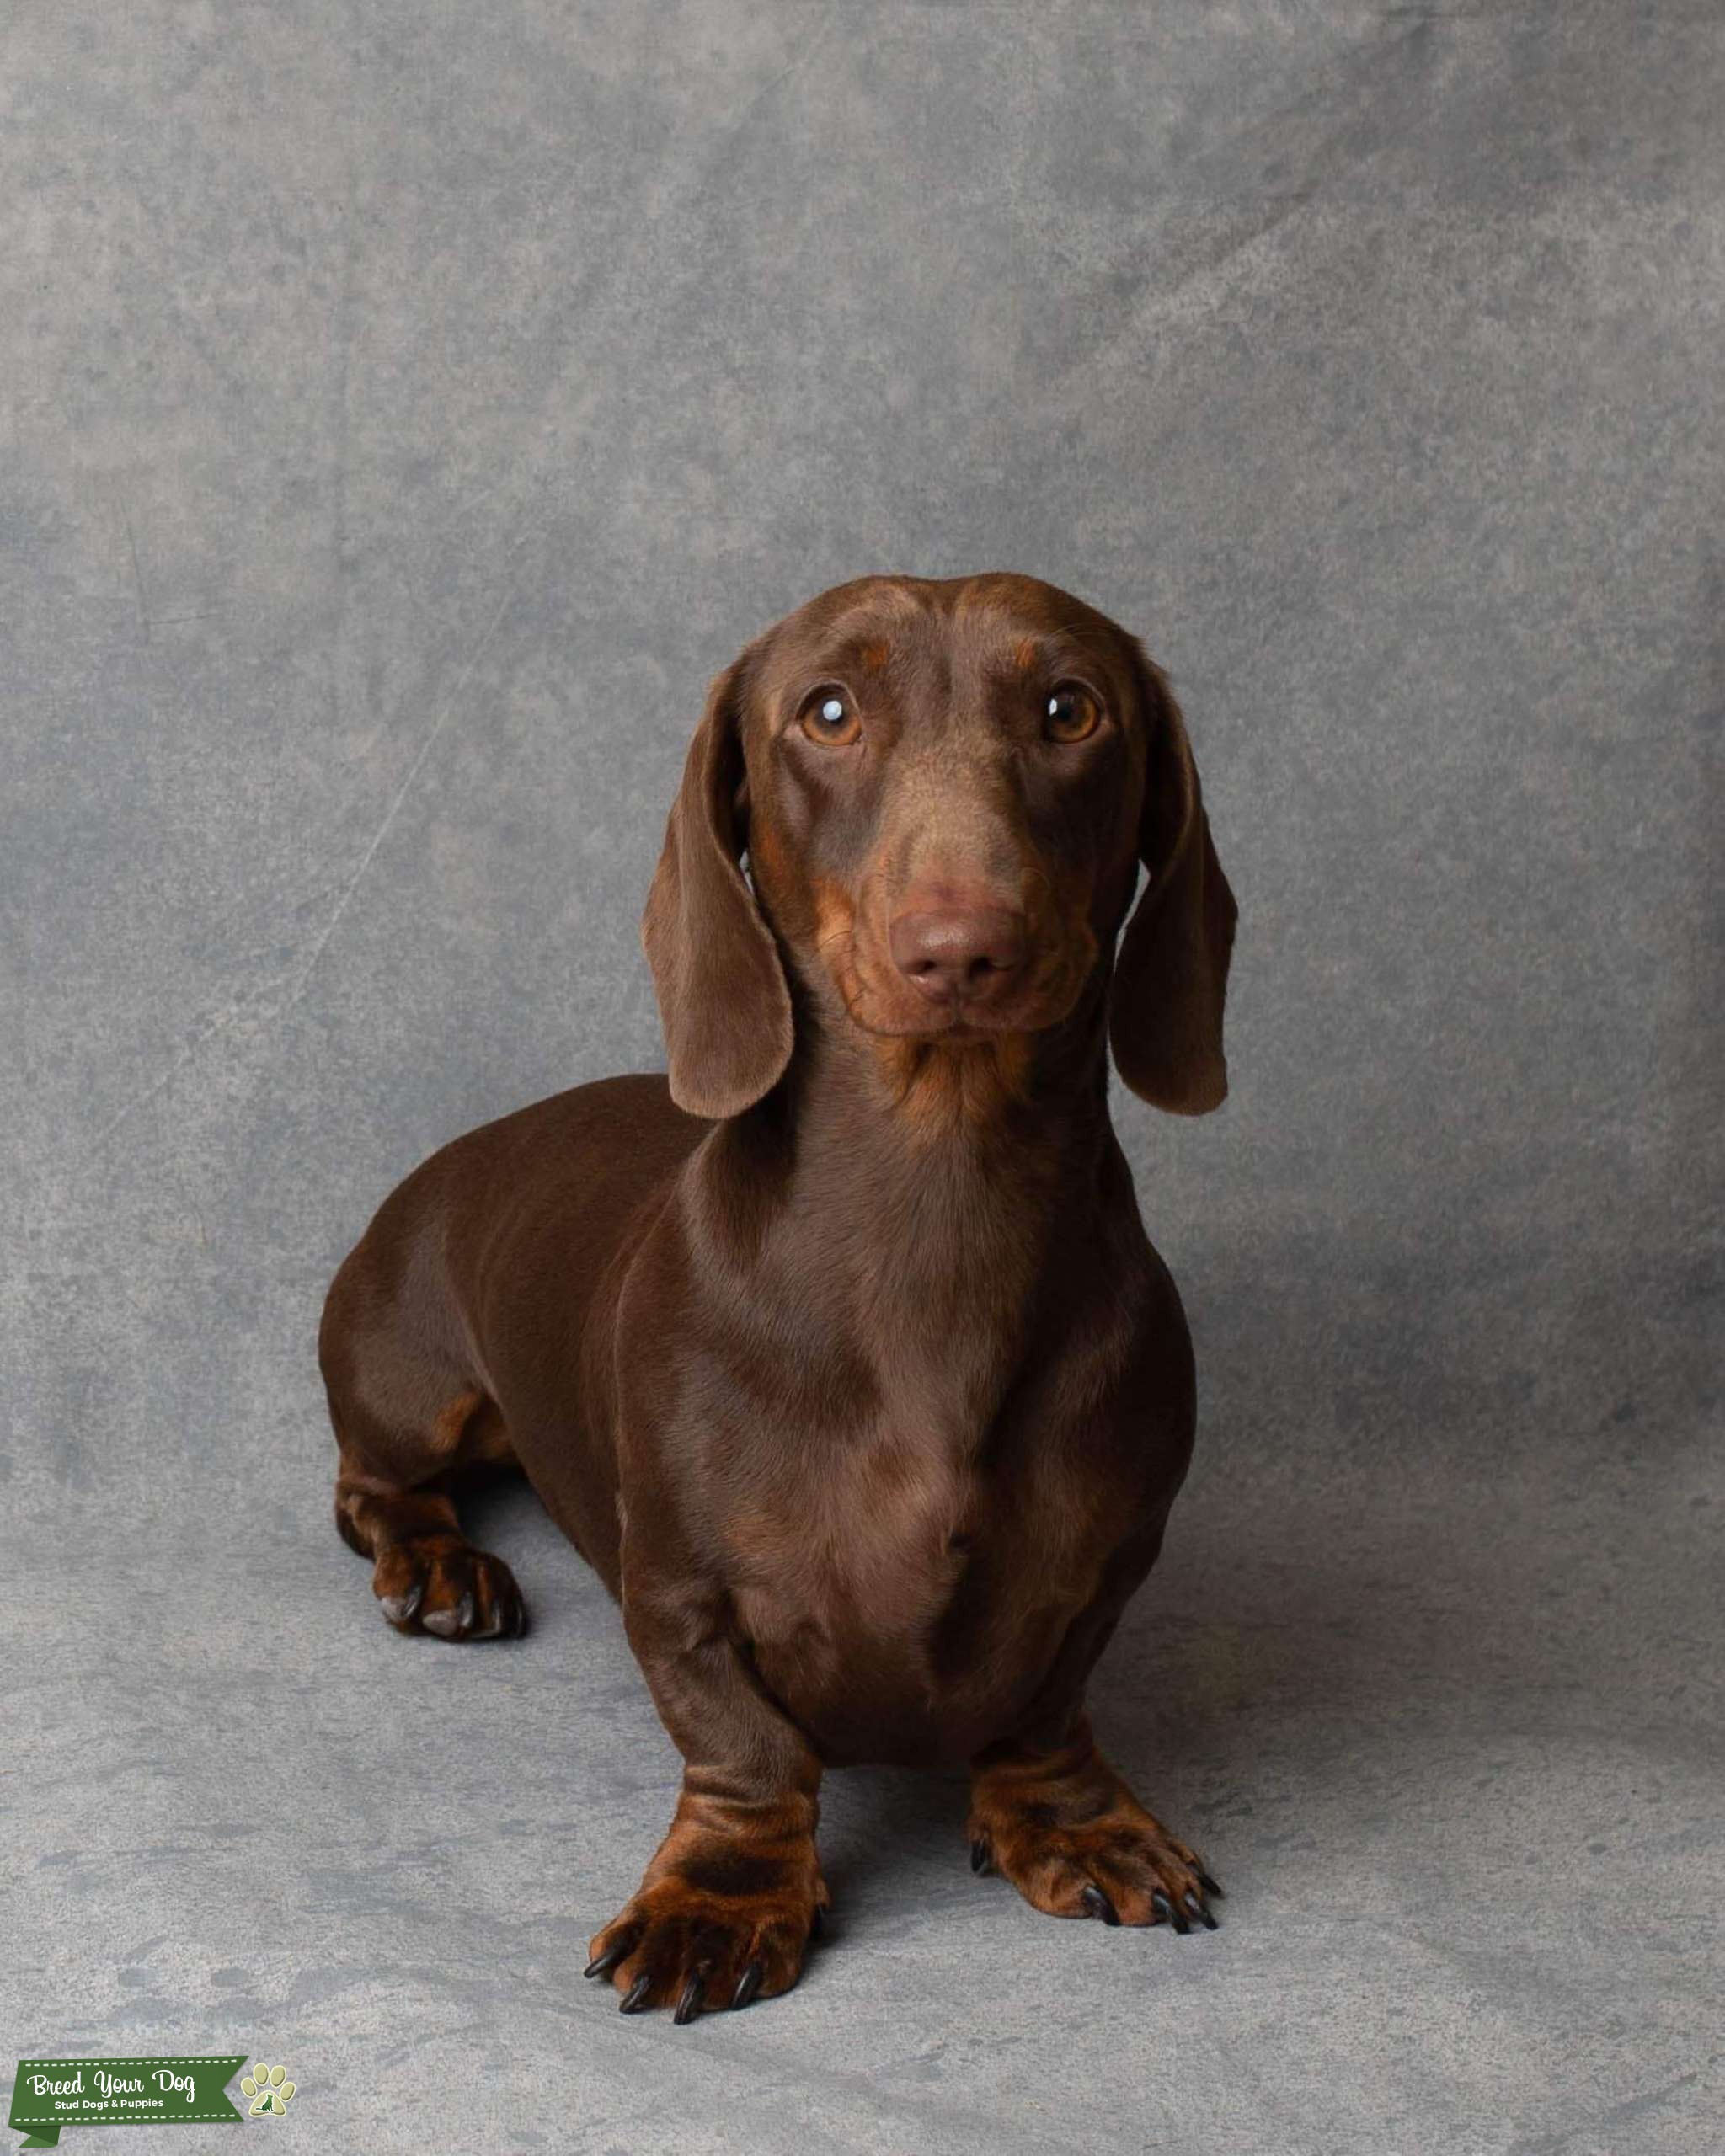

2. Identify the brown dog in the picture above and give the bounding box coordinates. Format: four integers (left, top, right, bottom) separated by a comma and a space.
319, 571, 1237, 2021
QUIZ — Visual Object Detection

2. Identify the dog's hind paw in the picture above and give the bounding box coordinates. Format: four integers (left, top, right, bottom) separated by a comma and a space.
371, 1534, 526, 1641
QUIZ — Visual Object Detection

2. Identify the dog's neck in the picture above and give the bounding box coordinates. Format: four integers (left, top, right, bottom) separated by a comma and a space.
791, 995, 1115, 1189
702, 978, 1129, 1394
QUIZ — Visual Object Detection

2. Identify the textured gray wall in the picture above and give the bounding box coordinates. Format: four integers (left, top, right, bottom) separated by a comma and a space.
5, 5, 1719, 2153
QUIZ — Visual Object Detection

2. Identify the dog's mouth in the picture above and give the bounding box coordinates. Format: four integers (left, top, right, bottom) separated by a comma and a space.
824, 945, 1094, 1045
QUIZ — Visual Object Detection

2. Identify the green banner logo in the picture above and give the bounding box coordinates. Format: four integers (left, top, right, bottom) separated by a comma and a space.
8, 2058, 245, 2148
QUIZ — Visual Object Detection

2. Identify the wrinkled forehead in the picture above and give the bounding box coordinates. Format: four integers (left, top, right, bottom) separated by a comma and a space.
744, 574, 1144, 728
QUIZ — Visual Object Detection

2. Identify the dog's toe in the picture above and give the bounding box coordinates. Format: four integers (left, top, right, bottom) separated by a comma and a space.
371, 1538, 526, 1642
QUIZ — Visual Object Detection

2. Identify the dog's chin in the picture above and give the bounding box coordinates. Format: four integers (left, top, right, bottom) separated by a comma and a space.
879, 1014, 1032, 1047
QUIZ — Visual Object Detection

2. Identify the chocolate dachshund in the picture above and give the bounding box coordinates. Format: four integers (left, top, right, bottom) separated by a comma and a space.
320, 571, 1237, 2020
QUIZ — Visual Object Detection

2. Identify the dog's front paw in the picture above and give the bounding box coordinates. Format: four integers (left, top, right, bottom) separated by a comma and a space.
968, 1760, 1221, 1934
585, 1844, 829, 2022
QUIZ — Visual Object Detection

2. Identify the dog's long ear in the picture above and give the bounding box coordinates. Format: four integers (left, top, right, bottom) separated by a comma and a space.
642, 651, 793, 1119
1108, 648, 1238, 1114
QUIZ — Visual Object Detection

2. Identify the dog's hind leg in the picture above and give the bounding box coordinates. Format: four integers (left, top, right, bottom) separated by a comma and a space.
334, 1455, 527, 1641
321, 1251, 527, 1642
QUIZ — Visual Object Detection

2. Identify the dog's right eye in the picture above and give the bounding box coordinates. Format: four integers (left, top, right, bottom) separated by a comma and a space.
799, 690, 862, 748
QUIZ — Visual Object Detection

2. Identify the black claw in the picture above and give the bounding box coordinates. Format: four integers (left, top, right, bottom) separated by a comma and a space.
1184, 1890, 1218, 1930
584, 1944, 628, 1980
673, 1974, 704, 2025
809, 1903, 825, 1940
970, 1838, 991, 1875
619, 1975, 652, 2015
732, 1961, 765, 2011
1081, 1882, 1120, 1926
1151, 1886, 1190, 1934
1197, 1867, 1224, 1898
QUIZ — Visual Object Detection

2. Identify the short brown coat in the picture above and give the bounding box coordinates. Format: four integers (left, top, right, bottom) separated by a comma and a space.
320, 571, 1238, 2019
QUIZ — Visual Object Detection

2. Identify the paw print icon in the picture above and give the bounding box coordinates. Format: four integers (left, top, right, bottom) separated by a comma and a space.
240, 2063, 296, 2116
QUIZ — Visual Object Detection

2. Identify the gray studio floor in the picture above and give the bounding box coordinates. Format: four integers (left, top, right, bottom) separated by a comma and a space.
11, 1257, 1720, 2154
5, 0, 1722, 2151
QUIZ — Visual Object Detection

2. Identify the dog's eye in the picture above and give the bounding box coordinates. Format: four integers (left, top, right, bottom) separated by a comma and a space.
1044, 684, 1102, 744
800, 690, 862, 747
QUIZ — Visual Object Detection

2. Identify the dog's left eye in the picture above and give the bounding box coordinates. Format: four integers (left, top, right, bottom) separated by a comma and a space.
800, 690, 862, 747
1044, 684, 1102, 744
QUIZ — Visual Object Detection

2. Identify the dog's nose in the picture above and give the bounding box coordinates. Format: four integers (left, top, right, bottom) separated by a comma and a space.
889, 903, 1028, 1005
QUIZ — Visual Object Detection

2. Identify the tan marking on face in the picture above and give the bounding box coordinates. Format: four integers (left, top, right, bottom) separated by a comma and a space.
870, 1035, 1037, 1139
811, 877, 857, 947
861, 641, 891, 671
746, 805, 788, 889
808, 875, 875, 1017
1013, 635, 1040, 674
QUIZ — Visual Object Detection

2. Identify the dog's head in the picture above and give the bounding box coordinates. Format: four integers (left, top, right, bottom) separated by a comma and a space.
643, 573, 1236, 1121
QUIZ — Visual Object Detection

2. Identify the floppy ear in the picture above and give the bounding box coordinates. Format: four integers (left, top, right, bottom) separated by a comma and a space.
1108, 650, 1238, 1114
641, 652, 794, 1119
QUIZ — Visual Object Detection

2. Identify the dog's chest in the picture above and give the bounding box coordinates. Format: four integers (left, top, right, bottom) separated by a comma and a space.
724, 1405, 1122, 1765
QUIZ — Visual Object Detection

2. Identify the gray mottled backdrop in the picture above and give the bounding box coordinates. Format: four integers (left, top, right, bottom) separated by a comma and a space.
4, 5, 1719, 2153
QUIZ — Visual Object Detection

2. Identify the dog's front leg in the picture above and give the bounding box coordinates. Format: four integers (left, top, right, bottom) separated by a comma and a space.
585, 1563, 828, 2022
965, 1584, 1222, 1935
968, 1715, 1220, 1933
